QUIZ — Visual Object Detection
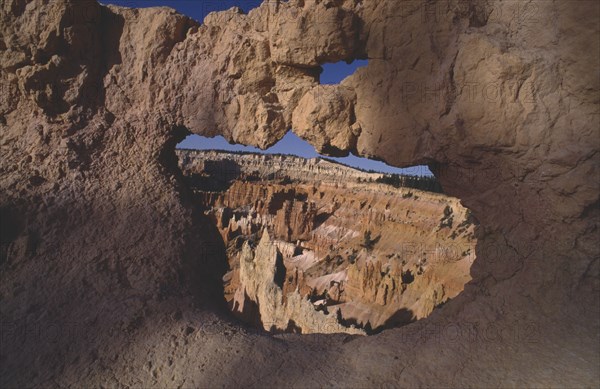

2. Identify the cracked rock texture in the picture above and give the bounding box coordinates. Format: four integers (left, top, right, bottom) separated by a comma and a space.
0, 0, 598, 387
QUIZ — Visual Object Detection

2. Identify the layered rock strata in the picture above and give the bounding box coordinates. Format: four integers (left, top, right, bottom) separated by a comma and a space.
179, 150, 475, 333
177, 149, 387, 184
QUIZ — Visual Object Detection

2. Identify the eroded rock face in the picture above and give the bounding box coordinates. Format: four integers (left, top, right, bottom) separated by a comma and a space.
231, 229, 365, 335
1, 0, 598, 387
181, 150, 474, 333
177, 149, 391, 184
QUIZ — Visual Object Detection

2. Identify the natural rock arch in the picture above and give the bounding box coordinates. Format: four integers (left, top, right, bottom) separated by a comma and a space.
0, 0, 598, 387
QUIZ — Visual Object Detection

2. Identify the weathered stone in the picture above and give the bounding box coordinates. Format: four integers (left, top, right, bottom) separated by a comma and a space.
0, 0, 598, 387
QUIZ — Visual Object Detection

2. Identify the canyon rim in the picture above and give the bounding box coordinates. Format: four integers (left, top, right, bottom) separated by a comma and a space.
0, 0, 599, 388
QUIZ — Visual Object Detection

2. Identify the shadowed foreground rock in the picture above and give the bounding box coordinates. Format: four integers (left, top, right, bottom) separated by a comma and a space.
0, 0, 598, 387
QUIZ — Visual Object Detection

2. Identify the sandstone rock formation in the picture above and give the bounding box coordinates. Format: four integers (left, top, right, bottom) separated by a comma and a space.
230, 229, 364, 335
182, 150, 474, 333
177, 149, 387, 184
1, 0, 598, 387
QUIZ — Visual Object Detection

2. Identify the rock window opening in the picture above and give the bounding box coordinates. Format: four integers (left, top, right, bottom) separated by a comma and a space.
174, 134, 478, 335
319, 60, 369, 85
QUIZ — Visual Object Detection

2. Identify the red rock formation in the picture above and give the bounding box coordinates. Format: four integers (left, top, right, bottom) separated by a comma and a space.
185, 152, 476, 333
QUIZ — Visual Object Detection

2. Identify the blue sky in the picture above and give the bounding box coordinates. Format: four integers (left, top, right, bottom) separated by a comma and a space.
102, 0, 432, 176
102, 0, 264, 20
178, 133, 432, 176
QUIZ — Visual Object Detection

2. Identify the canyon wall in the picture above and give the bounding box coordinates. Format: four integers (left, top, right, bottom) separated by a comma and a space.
1, 0, 598, 387
180, 150, 475, 333
177, 149, 387, 183
177, 149, 442, 192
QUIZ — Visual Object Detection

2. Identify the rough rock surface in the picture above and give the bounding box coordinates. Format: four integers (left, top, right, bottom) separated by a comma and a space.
232, 229, 365, 335
1, 0, 598, 387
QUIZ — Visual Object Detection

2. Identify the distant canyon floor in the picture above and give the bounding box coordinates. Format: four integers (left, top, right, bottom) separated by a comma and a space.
178, 149, 477, 334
